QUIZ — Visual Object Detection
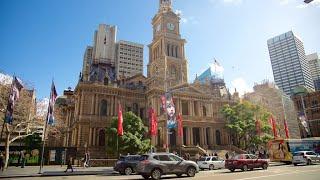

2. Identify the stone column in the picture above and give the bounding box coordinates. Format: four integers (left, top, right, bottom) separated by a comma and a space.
91, 94, 95, 115
89, 128, 92, 146
93, 128, 96, 146
212, 128, 216, 145
77, 125, 81, 147
190, 127, 193, 146
200, 128, 204, 146
95, 95, 99, 115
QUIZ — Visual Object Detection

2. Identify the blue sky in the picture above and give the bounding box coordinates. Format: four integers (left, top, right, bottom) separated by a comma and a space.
1, 0, 319, 99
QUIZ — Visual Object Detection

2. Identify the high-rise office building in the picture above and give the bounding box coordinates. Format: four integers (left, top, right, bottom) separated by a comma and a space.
267, 31, 315, 96
307, 53, 320, 91
116, 40, 144, 78
81, 24, 144, 82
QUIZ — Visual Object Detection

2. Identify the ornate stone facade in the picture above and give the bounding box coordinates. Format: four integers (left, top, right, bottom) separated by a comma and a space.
243, 81, 301, 139
57, 0, 239, 158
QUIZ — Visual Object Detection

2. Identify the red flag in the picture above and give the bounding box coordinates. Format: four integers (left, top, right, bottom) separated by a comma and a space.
117, 103, 123, 136
284, 119, 289, 139
269, 116, 278, 138
177, 113, 183, 137
149, 108, 158, 136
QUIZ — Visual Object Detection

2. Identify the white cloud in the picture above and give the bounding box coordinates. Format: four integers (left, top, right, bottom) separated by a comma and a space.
209, 0, 243, 6
175, 9, 198, 24
231, 77, 252, 96
279, 0, 289, 5
222, 0, 243, 5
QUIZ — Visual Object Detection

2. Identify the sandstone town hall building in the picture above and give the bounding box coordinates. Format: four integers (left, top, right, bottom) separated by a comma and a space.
56, 0, 240, 158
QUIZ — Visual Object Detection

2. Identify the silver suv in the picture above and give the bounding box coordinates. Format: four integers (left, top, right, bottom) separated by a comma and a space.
136, 153, 199, 180
293, 151, 320, 166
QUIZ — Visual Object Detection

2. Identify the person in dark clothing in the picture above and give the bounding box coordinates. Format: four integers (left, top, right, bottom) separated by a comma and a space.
225, 152, 229, 160
0, 153, 4, 171
214, 152, 218, 157
64, 157, 73, 173
20, 151, 25, 168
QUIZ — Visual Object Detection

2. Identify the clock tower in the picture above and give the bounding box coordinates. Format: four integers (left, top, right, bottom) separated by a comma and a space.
147, 0, 188, 90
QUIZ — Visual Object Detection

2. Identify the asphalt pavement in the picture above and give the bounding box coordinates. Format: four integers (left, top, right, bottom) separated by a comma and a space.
2, 163, 319, 180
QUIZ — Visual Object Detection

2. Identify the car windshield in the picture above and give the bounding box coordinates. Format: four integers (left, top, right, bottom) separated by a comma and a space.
199, 157, 206, 161
139, 155, 149, 161
293, 152, 304, 156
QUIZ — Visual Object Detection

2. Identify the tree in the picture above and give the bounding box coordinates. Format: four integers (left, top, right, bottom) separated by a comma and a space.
106, 111, 150, 156
24, 133, 42, 150
220, 101, 273, 150
0, 84, 41, 169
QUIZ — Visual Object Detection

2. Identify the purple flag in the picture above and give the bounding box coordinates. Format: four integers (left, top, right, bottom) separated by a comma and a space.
5, 76, 24, 124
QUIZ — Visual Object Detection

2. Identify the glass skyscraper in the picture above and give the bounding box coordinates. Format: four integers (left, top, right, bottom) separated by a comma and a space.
267, 31, 314, 96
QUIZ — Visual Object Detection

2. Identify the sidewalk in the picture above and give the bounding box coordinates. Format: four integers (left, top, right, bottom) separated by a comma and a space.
0, 165, 114, 179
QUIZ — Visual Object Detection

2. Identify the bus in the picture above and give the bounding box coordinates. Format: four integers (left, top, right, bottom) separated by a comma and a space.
268, 138, 320, 163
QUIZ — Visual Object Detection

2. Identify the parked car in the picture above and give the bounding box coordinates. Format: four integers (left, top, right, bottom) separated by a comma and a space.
292, 151, 320, 166
136, 153, 199, 180
197, 156, 225, 170
114, 155, 141, 175
225, 154, 268, 172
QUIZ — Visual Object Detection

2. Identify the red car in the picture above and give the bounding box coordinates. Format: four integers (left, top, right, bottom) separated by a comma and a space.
225, 154, 269, 172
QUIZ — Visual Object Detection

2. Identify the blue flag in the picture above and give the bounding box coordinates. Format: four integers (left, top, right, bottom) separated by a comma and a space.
47, 81, 58, 125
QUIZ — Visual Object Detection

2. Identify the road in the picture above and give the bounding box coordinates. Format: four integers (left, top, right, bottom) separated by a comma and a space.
13, 164, 320, 180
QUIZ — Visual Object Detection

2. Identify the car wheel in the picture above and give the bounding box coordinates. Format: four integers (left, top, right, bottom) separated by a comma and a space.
176, 174, 182, 177
209, 164, 214, 170
151, 169, 162, 180
242, 165, 248, 172
186, 167, 196, 177
124, 167, 133, 175
142, 175, 150, 179
230, 169, 235, 172
307, 159, 312, 165
262, 163, 268, 170
293, 163, 298, 166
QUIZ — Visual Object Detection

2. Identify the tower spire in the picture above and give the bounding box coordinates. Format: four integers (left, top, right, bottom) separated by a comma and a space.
159, 0, 172, 11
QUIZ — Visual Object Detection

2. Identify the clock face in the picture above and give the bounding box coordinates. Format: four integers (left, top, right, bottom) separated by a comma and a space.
167, 23, 175, 31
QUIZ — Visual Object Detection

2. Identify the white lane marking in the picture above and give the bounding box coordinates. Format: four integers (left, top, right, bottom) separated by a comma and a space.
235, 169, 320, 180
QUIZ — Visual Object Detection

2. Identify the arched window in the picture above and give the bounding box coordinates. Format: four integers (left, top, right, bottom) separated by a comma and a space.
170, 65, 176, 78
104, 77, 109, 85
100, 100, 108, 116
133, 103, 139, 115
171, 45, 174, 57
175, 46, 178, 58
203, 106, 207, 117
216, 130, 221, 145
98, 129, 105, 146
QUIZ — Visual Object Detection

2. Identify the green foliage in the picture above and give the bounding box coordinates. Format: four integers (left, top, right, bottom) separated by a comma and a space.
106, 112, 151, 156
221, 101, 273, 150
24, 133, 42, 150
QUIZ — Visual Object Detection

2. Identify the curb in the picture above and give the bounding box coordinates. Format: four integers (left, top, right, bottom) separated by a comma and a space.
0, 171, 114, 179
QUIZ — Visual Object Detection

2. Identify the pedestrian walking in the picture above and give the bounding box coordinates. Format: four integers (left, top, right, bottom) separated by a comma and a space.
64, 157, 73, 173
214, 152, 218, 157
0, 152, 4, 171
225, 152, 229, 160
20, 151, 25, 168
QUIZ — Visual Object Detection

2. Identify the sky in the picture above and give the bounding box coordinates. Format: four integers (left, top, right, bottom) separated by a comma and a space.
0, 0, 319, 99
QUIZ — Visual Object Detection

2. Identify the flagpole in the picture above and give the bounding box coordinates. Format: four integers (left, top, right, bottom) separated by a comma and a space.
38, 114, 48, 174
117, 135, 119, 158
39, 80, 53, 174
